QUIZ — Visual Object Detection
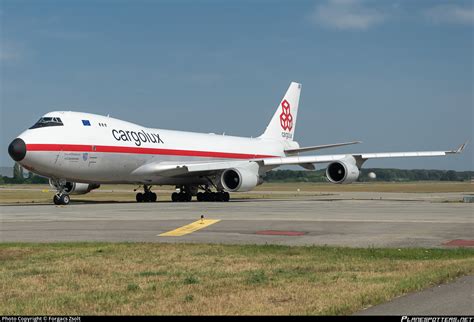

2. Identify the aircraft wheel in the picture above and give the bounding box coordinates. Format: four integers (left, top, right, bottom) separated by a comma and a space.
201, 192, 208, 202
223, 192, 230, 202
136, 193, 144, 202
178, 193, 190, 202
197, 192, 204, 202
215, 192, 224, 202
150, 192, 157, 202
144, 192, 154, 202
60, 194, 70, 205
171, 192, 178, 202
53, 194, 61, 205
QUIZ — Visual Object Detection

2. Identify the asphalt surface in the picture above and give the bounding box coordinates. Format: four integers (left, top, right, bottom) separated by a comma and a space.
356, 275, 474, 315
1, 193, 472, 247
1, 193, 473, 315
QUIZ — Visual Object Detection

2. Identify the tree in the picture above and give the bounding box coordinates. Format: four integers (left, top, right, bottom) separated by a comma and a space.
13, 163, 24, 182
441, 170, 458, 181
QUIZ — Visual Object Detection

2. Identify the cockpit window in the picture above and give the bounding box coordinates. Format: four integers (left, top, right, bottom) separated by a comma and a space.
29, 117, 64, 129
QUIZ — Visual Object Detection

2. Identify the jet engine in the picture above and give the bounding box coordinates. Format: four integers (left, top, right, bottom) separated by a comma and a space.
219, 162, 263, 192
49, 179, 100, 195
325, 157, 360, 184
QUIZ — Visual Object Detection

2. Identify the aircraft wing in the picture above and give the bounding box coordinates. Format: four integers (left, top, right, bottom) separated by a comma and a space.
131, 160, 251, 177
261, 142, 467, 167
132, 142, 466, 178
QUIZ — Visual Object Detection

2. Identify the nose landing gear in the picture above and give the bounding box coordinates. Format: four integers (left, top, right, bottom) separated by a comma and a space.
51, 179, 71, 205
53, 193, 70, 205
135, 185, 157, 202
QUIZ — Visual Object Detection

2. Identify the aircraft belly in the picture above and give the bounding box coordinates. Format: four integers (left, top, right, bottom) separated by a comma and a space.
24, 151, 228, 184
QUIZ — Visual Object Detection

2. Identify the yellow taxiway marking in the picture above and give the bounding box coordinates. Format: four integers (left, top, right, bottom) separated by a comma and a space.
159, 219, 221, 237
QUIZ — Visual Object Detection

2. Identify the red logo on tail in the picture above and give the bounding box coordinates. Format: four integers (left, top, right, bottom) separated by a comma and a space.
279, 100, 293, 131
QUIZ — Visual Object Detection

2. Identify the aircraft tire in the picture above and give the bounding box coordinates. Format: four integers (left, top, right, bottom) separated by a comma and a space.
171, 192, 178, 202
223, 192, 230, 202
151, 192, 157, 202
60, 194, 70, 205
136, 193, 144, 202
177, 193, 191, 202
197, 192, 204, 202
53, 194, 61, 205
144, 194, 150, 202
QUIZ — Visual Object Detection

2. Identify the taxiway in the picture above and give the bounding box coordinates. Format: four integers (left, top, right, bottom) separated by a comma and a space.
1, 193, 472, 248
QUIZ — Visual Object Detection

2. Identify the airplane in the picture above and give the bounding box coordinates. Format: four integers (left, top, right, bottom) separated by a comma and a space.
7, 82, 466, 205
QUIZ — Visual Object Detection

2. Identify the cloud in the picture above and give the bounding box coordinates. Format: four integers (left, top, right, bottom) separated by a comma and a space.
424, 4, 474, 25
310, 0, 386, 31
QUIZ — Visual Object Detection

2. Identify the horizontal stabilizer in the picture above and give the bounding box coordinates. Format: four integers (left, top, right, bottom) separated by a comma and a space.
285, 141, 362, 154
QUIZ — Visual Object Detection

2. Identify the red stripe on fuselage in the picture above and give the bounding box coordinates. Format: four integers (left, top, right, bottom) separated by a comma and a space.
26, 144, 277, 159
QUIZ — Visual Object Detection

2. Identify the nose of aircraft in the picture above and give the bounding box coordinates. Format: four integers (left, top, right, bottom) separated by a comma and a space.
8, 138, 27, 162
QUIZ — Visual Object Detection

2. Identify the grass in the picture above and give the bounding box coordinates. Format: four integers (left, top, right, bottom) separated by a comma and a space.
0, 182, 472, 204
0, 242, 473, 315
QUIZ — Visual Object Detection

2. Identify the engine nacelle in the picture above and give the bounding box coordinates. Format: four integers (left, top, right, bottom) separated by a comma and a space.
220, 162, 262, 192
49, 179, 100, 195
326, 157, 360, 184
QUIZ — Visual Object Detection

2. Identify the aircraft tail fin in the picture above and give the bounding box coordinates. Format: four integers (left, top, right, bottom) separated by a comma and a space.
259, 82, 301, 141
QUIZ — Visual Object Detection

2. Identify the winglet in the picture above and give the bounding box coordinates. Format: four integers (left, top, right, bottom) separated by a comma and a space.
449, 141, 468, 154
456, 141, 468, 153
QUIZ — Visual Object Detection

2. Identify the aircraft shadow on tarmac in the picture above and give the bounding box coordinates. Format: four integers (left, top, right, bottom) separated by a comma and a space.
0, 198, 424, 207
1, 198, 302, 206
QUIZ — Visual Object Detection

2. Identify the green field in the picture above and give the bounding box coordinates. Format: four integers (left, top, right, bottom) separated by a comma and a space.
0, 181, 472, 204
1, 243, 473, 315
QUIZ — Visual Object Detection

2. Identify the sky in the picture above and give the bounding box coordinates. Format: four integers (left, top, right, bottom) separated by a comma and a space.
1, 0, 473, 170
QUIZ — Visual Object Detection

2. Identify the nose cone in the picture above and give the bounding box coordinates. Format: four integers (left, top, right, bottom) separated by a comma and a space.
8, 138, 27, 162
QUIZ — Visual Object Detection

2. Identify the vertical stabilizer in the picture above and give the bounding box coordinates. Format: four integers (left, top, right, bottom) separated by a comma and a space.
260, 82, 301, 141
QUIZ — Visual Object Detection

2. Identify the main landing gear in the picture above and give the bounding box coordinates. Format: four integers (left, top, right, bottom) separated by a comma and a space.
171, 185, 230, 202
136, 185, 157, 202
196, 191, 230, 202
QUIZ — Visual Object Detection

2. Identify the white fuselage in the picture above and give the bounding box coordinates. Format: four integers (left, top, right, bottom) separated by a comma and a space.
17, 111, 296, 184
